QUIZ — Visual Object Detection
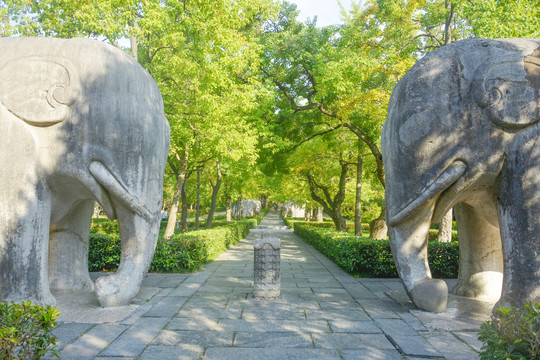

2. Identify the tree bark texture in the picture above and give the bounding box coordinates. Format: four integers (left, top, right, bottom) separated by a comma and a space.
355, 156, 363, 236
305, 161, 350, 232
437, 208, 453, 243
206, 160, 223, 229
163, 150, 188, 239
180, 183, 188, 233
369, 207, 388, 239
195, 167, 201, 230
316, 207, 323, 222
225, 186, 232, 221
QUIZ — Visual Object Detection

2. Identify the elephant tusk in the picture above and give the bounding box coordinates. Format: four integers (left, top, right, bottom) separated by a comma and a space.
388, 160, 467, 227
89, 161, 155, 223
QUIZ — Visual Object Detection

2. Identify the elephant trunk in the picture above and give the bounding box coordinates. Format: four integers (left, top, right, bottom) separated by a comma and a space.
94, 200, 159, 307
385, 161, 467, 312
89, 161, 161, 307
388, 199, 448, 313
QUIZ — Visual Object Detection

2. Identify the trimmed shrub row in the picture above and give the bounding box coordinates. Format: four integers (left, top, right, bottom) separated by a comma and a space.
283, 217, 370, 232
284, 217, 457, 240
89, 218, 258, 273
428, 229, 458, 242
479, 302, 540, 359
0, 301, 60, 359
293, 222, 459, 278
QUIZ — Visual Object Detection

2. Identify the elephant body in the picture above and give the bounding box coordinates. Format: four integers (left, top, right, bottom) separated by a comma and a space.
382, 38, 540, 312
0, 37, 170, 307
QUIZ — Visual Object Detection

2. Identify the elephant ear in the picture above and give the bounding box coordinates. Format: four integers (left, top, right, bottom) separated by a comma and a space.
472, 49, 540, 130
0, 56, 80, 127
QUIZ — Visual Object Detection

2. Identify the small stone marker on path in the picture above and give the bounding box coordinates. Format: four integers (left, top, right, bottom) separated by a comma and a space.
253, 231, 281, 299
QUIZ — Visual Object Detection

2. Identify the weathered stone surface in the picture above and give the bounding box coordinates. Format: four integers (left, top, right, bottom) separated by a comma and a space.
0, 37, 170, 307
282, 200, 305, 218
253, 231, 281, 299
232, 199, 262, 217
382, 38, 540, 312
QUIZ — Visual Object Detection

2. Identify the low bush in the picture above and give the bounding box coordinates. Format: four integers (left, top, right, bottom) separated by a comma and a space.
428, 229, 458, 242
0, 301, 60, 359
88, 233, 121, 272
90, 218, 119, 234
293, 223, 459, 278
89, 219, 256, 273
478, 303, 540, 359
284, 217, 370, 232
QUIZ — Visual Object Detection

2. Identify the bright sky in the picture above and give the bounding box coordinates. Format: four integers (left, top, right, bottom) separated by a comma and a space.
288, 0, 356, 27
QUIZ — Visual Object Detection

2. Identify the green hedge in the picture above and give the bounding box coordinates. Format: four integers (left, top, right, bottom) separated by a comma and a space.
90, 218, 119, 234
89, 219, 257, 273
428, 229, 458, 242
283, 217, 370, 232
479, 303, 540, 359
0, 301, 60, 359
293, 223, 459, 278
285, 217, 456, 240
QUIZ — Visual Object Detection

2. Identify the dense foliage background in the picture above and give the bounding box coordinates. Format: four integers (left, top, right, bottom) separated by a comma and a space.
2, 0, 538, 233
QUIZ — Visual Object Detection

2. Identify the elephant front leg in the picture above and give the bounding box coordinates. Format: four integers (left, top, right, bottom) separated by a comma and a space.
497, 133, 540, 308
49, 199, 95, 293
0, 183, 56, 305
453, 203, 503, 301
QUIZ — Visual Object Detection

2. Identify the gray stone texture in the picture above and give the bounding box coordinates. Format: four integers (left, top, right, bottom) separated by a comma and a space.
282, 200, 306, 217
253, 231, 281, 299
47, 210, 491, 359
382, 38, 540, 312
232, 199, 262, 217
0, 37, 170, 307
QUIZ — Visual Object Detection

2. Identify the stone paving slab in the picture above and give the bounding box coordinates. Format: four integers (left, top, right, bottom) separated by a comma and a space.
49, 209, 495, 359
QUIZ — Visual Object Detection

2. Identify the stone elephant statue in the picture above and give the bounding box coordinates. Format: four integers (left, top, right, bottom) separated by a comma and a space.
382, 38, 540, 312
0, 37, 170, 307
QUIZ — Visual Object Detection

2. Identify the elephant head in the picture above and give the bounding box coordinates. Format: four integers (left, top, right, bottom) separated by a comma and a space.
0, 37, 170, 307
382, 38, 540, 312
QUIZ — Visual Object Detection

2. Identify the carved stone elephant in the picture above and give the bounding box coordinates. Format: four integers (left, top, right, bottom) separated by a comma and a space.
382, 38, 540, 312
0, 37, 170, 307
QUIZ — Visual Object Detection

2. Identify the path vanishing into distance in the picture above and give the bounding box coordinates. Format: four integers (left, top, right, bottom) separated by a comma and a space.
49, 209, 495, 360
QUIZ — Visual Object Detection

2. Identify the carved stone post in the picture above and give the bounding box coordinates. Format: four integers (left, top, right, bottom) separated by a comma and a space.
253, 231, 281, 299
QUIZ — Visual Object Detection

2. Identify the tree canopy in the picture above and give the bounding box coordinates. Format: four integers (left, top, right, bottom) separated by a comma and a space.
1, 0, 538, 233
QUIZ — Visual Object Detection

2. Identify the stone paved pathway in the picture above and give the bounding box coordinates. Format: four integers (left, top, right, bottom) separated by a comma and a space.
48, 209, 495, 359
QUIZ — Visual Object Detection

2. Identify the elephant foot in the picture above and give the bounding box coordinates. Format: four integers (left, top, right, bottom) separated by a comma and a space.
409, 279, 448, 313
94, 273, 139, 307
453, 271, 502, 302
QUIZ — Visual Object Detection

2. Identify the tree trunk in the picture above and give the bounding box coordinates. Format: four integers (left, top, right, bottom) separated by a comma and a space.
331, 212, 347, 232
316, 207, 323, 222
305, 160, 350, 232
444, 0, 455, 45
225, 185, 232, 221
180, 182, 188, 232
236, 196, 243, 219
163, 150, 188, 239
195, 167, 201, 230
130, 30, 138, 61
369, 207, 388, 239
304, 204, 311, 221
355, 156, 363, 236
437, 208, 453, 242
260, 195, 268, 209
206, 160, 222, 229
163, 177, 181, 239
